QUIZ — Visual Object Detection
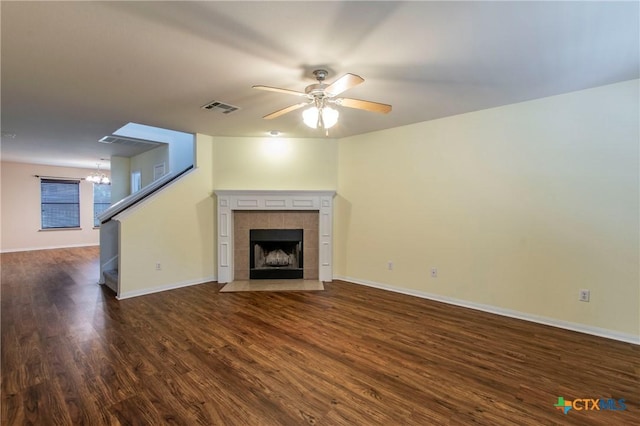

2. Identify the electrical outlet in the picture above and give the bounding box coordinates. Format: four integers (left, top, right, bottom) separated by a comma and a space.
388, 261, 393, 271
155, 262, 161, 271
579, 289, 590, 302
431, 267, 438, 278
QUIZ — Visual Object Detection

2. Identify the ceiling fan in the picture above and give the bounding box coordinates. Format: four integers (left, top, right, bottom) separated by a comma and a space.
253, 69, 392, 130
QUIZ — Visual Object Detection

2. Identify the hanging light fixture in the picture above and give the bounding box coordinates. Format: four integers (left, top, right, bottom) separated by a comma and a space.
86, 163, 110, 184
302, 97, 339, 130
302, 106, 339, 129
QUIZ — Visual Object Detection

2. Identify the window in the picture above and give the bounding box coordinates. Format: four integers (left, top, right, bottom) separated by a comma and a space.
131, 171, 141, 193
93, 184, 111, 227
40, 179, 80, 229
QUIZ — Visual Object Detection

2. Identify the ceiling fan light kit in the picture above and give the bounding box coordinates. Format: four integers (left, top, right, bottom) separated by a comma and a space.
302, 105, 339, 129
253, 69, 391, 132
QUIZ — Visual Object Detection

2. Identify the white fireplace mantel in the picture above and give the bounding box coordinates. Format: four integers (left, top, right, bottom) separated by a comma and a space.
214, 190, 336, 283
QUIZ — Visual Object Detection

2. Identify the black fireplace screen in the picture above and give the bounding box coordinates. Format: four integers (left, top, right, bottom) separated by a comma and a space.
249, 229, 303, 279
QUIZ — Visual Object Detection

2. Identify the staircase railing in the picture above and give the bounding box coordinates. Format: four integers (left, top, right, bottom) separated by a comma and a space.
98, 166, 193, 224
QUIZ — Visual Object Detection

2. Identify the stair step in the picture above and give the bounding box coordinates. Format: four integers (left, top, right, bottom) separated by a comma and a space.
103, 269, 118, 292
103, 269, 118, 280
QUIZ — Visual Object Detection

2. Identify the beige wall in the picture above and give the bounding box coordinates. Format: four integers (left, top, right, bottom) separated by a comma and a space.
118, 135, 338, 297
116, 134, 214, 297
110, 156, 131, 203
212, 136, 338, 190
1, 162, 106, 252
3, 81, 637, 341
130, 144, 170, 188
335, 79, 639, 339
114, 134, 339, 297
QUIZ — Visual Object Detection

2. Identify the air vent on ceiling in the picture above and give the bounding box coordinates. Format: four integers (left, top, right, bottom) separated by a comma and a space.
201, 100, 240, 114
98, 135, 163, 148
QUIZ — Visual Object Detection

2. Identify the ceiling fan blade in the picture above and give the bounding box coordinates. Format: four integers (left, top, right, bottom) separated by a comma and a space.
263, 102, 309, 119
253, 85, 307, 97
325, 73, 364, 96
338, 98, 392, 114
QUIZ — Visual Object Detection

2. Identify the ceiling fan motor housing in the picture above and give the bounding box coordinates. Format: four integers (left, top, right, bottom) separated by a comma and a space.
304, 69, 331, 98
305, 83, 329, 97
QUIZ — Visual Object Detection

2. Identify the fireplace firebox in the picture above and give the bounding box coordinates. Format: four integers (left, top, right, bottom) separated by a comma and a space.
250, 229, 303, 279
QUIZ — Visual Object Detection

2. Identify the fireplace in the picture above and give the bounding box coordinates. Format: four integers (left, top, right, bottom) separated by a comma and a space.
214, 190, 335, 284
250, 229, 303, 279
234, 211, 317, 280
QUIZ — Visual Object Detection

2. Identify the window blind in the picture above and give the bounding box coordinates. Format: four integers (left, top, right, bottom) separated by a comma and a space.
93, 183, 111, 227
41, 179, 80, 229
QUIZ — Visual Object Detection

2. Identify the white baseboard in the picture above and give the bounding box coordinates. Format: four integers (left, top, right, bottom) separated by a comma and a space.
117, 276, 217, 300
1, 243, 99, 253
333, 275, 639, 346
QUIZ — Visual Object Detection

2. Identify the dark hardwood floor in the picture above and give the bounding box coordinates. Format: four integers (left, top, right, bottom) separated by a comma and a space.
2, 247, 638, 425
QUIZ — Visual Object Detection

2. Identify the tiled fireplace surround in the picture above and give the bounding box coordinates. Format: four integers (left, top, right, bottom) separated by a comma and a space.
233, 211, 319, 280
215, 191, 335, 283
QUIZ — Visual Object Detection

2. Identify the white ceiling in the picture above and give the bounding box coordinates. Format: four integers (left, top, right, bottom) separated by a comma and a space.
1, 1, 638, 169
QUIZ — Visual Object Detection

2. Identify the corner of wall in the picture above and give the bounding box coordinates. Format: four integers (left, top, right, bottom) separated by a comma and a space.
117, 134, 215, 296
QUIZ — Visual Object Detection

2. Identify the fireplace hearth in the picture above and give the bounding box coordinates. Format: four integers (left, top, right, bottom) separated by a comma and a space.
250, 229, 303, 279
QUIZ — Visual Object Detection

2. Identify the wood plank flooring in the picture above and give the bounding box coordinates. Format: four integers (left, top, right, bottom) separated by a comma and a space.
2, 247, 638, 425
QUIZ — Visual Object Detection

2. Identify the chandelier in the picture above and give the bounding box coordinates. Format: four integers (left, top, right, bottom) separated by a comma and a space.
86, 164, 110, 184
